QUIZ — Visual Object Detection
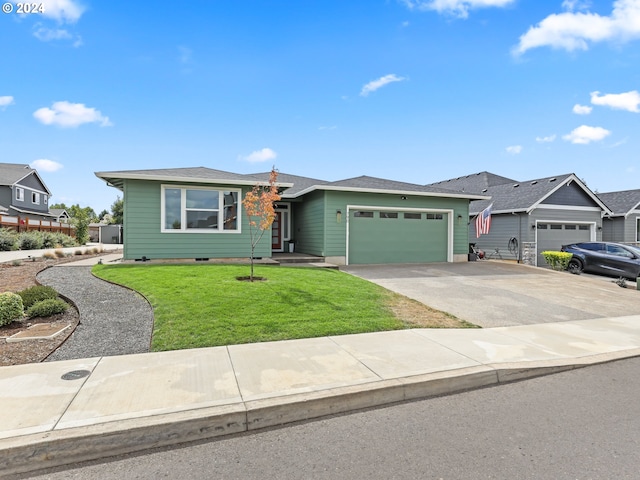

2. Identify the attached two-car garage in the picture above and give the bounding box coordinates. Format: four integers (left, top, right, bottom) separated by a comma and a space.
347, 207, 451, 265
535, 222, 593, 266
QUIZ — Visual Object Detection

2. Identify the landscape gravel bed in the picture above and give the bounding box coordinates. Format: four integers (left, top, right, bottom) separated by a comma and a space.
37, 266, 154, 361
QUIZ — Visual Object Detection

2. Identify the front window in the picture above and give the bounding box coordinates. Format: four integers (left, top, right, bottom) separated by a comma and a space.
32, 192, 40, 205
16, 187, 24, 201
162, 186, 240, 232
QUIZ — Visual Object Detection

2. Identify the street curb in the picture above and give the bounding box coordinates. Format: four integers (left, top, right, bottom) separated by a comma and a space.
4, 352, 640, 478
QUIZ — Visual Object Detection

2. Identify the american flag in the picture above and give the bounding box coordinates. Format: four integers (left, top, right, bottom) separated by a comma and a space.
475, 203, 492, 238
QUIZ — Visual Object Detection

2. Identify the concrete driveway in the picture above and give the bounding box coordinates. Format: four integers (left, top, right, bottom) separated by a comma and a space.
342, 261, 640, 328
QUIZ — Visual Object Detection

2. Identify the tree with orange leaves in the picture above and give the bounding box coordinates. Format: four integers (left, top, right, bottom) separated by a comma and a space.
242, 167, 281, 281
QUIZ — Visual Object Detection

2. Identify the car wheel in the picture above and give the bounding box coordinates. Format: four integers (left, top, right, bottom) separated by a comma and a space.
568, 258, 583, 275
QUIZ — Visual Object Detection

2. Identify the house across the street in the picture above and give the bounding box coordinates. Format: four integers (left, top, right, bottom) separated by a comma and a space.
95, 167, 489, 264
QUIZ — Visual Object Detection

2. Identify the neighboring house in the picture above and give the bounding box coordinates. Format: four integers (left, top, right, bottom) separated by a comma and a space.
49, 208, 71, 223
95, 167, 489, 264
0, 162, 55, 222
428, 172, 612, 267
598, 189, 640, 246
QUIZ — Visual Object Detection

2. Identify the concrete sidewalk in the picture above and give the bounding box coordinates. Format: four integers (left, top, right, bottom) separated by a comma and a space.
2, 315, 640, 476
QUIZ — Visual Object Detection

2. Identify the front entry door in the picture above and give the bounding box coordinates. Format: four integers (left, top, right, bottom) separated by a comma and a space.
271, 212, 282, 251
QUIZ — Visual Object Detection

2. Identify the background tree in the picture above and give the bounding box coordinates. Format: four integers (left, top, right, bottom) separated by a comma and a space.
97, 209, 110, 222
241, 168, 280, 281
110, 196, 124, 224
72, 208, 90, 245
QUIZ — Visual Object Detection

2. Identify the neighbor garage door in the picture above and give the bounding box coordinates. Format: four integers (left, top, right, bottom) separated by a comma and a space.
536, 223, 592, 266
348, 209, 448, 265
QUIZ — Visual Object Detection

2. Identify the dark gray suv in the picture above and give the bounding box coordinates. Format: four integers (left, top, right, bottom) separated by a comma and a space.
561, 242, 640, 280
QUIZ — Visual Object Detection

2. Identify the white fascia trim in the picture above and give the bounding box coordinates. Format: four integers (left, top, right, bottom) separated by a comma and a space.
531, 204, 603, 212
14, 170, 53, 195
14, 184, 49, 196
288, 184, 490, 201
470, 208, 527, 216
625, 207, 640, 218
10, 205, 56, 217
96, 172, 293, 188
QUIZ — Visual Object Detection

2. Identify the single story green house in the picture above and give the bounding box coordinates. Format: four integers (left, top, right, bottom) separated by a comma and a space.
95, 167, 489, 265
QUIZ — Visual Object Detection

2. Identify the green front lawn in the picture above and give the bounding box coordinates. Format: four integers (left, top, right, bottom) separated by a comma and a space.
93, 264, 470, 351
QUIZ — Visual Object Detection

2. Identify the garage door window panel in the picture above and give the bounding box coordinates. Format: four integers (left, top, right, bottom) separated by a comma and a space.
404, 213, 421, 219
380, 212, 398, 219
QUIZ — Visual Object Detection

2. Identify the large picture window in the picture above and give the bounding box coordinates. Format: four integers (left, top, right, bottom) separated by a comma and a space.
162, 185, 240, 232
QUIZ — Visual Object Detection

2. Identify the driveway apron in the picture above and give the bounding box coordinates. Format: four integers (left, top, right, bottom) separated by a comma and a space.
342, 262, 640, 328
37, 266, 154, 361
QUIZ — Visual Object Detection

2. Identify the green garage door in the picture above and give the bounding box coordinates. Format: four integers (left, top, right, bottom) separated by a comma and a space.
348, 210, 448, 265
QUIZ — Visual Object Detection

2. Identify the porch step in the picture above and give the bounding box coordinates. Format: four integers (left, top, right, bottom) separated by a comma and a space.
272, 253, 325, 264
271, 253, 341, 268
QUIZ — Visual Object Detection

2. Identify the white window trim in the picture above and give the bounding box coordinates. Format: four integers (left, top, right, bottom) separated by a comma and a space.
16, 187, 24, 201
32, 192, 40, 205
161, 184, 242, 233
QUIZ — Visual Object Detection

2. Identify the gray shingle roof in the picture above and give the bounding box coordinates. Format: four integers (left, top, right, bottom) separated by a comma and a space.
249, 172, 329, 197
0, 162, 35, 186
598, 189, 640, 216
96, 168, 488, 200
325, 175, 483, 196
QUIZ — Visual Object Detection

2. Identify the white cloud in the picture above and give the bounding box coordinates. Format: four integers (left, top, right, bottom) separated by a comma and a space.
30, 159, 64, 172
0, 96, 14, 109
562, 125, 611, 144
318, 125, 338, 130
573, 103, 592, 114
399, 0, 515, 19
591, 90, 640, 112
33, 26, 72, 41
536, 134, 557, 143
506, 145, 522, 154
513, 0, 640, 56
360, 74, 406, 96
240, 148, 278, 163
39, 0, 85, 23
33, 101, 112, 128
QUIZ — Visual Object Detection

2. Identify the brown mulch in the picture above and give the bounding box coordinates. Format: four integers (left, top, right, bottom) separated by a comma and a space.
0, 254, 103, 366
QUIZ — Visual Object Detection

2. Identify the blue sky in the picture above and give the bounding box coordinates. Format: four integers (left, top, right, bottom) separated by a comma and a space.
2, 0, 639, 213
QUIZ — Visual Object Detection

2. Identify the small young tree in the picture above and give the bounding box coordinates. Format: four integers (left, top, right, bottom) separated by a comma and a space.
241, 168, 281, 281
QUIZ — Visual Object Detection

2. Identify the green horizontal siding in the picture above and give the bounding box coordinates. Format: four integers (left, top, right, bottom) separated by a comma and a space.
122, 180, 270, 260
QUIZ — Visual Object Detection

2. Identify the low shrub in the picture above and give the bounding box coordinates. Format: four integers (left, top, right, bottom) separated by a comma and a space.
54, 249, 65, 258
26, 298, 69, 318
0, 229, 18, 251
18, 232, 43, 250
0, 292, 24, 326
541, 251, 573, 271
74, 249, 84, 256
18, 285, 59, 309
42, 251, 56, 259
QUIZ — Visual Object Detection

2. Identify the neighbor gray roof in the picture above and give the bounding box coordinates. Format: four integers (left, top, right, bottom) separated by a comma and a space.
0, 162, 52, 195
0, 163, 33, 186
598, 189, 640, 216
430, 171, 612, 215
427, 171, 517, 194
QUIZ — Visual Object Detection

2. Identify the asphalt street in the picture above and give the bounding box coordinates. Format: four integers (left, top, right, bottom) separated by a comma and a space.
19, 357, 640, 480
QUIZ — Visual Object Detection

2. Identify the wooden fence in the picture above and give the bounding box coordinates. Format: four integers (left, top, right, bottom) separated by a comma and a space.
0, 214, 75, 236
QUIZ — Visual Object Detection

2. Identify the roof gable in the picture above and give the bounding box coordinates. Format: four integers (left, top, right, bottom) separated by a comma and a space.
598, 189, 640, 216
